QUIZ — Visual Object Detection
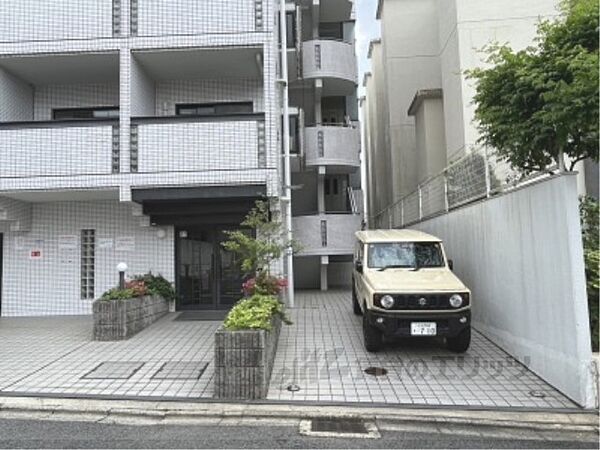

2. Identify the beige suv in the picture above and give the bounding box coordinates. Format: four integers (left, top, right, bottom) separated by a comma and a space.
353, 229, 472, 353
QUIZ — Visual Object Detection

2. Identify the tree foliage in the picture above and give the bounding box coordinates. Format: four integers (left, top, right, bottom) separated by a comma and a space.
221, 200, 298, 276
580, 196, 599, 351
468, 0, 599, 173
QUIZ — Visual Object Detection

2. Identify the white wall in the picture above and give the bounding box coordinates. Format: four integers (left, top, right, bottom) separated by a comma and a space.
1, 201, 174, 317
413, 174, 594, 407
34, 84, 119, 121
155, 79, 264, 116
0, 0, 113, 43
0, 68, 33, 121
131, 58, 156, 117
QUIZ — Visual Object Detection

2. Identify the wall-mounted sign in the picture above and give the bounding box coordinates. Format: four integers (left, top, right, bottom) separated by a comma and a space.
115, 236, 135, 252
98, 238, 114, 250
29, 249, 42, 260
58, 235, 78, 250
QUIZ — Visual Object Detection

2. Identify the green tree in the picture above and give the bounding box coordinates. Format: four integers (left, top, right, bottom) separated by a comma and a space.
468, 0, 599, 173
222, 200, 297, 276
580, 196, 599, 351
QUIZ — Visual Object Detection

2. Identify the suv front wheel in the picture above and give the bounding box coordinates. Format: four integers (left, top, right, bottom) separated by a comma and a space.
363, 311, 383, 352
446, 327, 471, 353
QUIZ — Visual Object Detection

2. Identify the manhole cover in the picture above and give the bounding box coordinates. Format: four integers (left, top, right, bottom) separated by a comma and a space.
82, 362, 145, 380
364, 367, 388, 376
529, 390, 547, 398
299, 419, 380, 439
151, 361, 208, 380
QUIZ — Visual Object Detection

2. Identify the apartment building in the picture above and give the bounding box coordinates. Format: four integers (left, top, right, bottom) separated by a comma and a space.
363, 0, 598, 226
0, 0, 360, 317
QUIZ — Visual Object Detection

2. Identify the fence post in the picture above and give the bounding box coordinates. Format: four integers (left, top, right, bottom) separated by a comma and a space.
443, 171, 449, 212
483, 147, 492, 198
418, 185, 423, 221
388, 208, 392, 229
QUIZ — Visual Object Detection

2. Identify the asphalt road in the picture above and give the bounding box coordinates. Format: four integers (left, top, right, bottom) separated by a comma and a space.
0, 418, 597, 449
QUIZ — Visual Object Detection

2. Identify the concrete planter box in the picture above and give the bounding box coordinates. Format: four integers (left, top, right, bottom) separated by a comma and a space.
92, 294, 168, 341
214, 315, 282, 399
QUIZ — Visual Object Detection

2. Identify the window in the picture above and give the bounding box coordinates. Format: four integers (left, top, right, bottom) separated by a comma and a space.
367, 242, 445, 269
81, 230, 96, 300
286, 12, 296, 48
53, 107, 119, 120
176, 102, 253, 116
319, 22, 343, 40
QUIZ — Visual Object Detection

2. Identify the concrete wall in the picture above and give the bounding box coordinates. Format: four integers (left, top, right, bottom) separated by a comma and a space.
412, 174, 594, 407
0, 68, 33, 122
414, 97, 447, 183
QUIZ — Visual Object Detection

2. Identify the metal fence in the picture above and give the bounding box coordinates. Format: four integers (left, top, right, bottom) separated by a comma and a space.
371, 146, 555, 229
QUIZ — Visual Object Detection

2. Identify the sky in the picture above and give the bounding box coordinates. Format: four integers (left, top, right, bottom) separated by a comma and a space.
355, 0, 381, 96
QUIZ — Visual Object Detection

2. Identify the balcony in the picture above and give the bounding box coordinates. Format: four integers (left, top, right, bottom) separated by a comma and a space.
302, 39, 358, 95
135, 0, 265, 37
304, 125, 360, 172
0, 0, 115, 43
132, 114, 266, 174
0, 119, 118, 178
293, 213, 362, 256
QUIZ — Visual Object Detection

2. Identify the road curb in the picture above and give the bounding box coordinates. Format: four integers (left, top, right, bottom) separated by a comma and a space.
0, 396, 597, 433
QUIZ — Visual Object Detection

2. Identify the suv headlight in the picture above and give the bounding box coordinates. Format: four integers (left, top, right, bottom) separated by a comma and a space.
449, 294, 463, 308
380, 295, 395, 309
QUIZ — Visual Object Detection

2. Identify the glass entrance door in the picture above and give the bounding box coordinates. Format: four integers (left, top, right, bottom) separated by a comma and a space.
176, 227, 249, 310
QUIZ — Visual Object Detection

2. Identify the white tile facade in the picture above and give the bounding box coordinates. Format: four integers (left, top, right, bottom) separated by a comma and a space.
1, 201, 174, 317
34, 84, 120, 121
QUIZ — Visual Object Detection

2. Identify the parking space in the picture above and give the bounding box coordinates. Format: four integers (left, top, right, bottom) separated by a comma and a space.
0, 291, 577, 408
268, 291, 577, 409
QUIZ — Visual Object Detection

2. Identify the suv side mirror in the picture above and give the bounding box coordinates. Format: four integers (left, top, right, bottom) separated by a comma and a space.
448, 259, 454, 271
355, 260, 363, 274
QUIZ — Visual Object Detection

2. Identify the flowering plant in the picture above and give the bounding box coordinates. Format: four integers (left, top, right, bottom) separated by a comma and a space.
242, 273, 288, 297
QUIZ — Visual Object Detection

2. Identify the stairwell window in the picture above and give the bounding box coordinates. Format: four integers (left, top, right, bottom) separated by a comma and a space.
81, 230, 95, 300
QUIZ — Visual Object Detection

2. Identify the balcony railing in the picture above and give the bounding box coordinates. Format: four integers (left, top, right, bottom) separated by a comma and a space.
0, 0, 115, 43
305, 125, 360, 170
0, 119, 119, 178
293, 213, 362, 256
131, 114, 266, 174
302, 39, 358, 86
134, 0, 264, 36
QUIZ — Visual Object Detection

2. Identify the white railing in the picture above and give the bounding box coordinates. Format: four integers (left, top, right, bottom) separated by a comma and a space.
293, 213, 362, 256
133, 115, 264, 173
0, 121, 117, 178
304, 125, 360, 169
371, 146, 556, 229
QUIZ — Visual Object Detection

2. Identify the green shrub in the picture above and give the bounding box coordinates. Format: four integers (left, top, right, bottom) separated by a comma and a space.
224, 294, 292, 331
580, 196, 599, 351
100, 273, 176, 302
134, 273, 176, 302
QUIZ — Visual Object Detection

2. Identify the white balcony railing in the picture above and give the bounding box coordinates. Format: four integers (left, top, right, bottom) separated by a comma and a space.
135, 0, 262, 36
293, 213, 362, 256
133, 115, 266, 174
305, 125, 360, 170
0, 120, 118, 178
302, 39, 358, 86
0, 0, 114, 43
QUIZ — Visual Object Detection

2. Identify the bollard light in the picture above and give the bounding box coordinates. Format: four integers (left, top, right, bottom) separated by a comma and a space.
117, 262, 128, 290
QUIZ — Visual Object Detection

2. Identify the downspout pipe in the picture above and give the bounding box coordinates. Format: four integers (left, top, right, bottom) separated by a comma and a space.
279, 0, 295, 308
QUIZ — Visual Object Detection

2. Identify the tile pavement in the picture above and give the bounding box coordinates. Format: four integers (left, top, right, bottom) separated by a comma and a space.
0, 314, 218, 398
267, 291, 577, 409
0, 291, 578, 408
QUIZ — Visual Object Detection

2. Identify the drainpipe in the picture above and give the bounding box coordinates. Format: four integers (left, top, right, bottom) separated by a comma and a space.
279, 0, 295, 308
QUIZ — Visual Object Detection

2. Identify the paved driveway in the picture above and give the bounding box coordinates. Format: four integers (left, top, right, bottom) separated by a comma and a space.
0, 291, 577, 408
0, 314, 217, 398
268, 291, 576, 409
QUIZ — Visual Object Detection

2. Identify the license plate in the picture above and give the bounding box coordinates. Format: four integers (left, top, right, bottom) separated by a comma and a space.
411, 322, 437, 336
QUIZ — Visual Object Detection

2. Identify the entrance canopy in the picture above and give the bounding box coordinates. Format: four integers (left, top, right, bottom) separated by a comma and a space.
132, 185, 266, 226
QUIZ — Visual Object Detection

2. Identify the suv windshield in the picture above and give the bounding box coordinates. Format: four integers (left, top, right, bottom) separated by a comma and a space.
367, 242, 445, 269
